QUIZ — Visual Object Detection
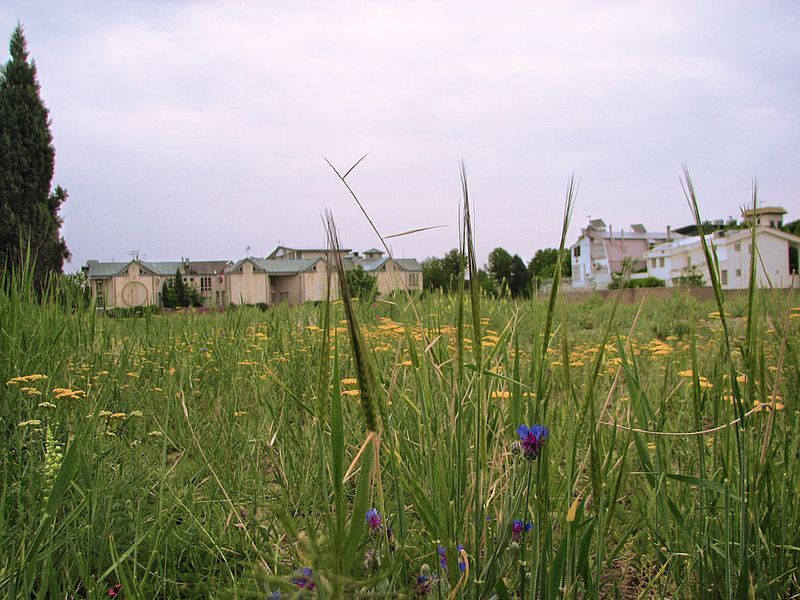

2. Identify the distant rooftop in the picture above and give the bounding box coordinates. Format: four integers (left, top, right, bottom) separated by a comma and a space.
741, 206, 787, 218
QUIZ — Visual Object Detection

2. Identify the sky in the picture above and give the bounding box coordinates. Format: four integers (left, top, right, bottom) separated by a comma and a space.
1, 1, 798, 271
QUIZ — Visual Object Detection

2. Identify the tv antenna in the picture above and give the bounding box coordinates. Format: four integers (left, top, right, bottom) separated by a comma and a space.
127, 249, 140, 261
243, 245, 251, 255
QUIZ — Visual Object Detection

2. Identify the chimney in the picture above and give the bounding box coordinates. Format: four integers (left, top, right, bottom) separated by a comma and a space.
667, 225, 671, 239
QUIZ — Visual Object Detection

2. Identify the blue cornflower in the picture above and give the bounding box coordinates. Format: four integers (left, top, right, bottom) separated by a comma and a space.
515, 424, 549, 459
415, 573, 434, 596
269, 592, 282, 600
457, 544, 466, 572
437, 545, 447, 569
291, 567, 315, 590
365, 508, 383, 533
511, 519, 533, 543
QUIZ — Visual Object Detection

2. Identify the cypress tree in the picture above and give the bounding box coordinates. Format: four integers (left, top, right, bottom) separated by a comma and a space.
174, 268, 189, 307
0, 24, 70, 285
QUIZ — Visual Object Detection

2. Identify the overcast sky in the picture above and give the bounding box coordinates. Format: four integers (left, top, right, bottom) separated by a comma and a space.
2, 1, 798, 271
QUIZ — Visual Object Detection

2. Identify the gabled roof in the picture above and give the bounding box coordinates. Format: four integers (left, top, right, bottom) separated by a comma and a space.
360, 257, 390, 272
84, 261, 127, 277
343, 256, 422, 273
84, 259, 232, 278
230, 257, 323, 274
393, 258, 423, 272
140, 261, 184, 275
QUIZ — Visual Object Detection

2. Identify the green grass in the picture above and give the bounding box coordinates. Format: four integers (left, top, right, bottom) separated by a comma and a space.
1, 191, 799, 597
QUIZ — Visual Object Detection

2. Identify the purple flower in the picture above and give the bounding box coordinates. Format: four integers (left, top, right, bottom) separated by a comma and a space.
516, 424, 549, 459
414, 573, 434, 596
437, 545, 447, 569
291, 567, 315, 590
365, 508, 383, 533
269, 593, 282, 600
511, 519, 533, 543
457, 544, 466, 572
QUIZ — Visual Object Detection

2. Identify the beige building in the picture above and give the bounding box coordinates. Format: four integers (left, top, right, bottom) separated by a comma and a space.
644, 226, 800, 289
226, 246, 423, 306
226, 256, 332, 306
84, 246, 423, 309
83, 259, 230, 309
344, 248, 423, 296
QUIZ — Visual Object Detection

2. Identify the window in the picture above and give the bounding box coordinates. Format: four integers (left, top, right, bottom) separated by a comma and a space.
659, 257, 665, 268
651, 258, 657, 268
734, 243, 740, 252
95, 280, 105, 308
735, 269, 741, 277
573, 246, 581, 258
408, 272, 420, 288
201, 276, 212, 292
721, 270, 728, 285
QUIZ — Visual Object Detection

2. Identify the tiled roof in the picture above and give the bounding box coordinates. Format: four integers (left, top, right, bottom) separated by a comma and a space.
85, 260, 231, 278
231, 257, 321, 274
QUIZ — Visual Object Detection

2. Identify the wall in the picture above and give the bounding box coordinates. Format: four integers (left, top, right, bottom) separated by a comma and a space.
270, 274, 303, 305
109, 264, 160, 308
228, 262, 268, 305
560, 286, 747, 304
754, 234, 792, 288
301, 267, 333, 302
374, 262, 422, 296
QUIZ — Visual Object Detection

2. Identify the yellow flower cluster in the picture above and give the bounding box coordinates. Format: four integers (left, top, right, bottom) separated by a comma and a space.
6, 374, 48, 385
52, 388, 87, 400
677, 370, 713, 389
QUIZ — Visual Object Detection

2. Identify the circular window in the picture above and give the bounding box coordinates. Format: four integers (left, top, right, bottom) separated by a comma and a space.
121, 281, 148, 307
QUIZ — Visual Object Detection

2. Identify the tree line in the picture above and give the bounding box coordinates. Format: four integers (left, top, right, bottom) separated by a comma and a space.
422, 247, 571, 297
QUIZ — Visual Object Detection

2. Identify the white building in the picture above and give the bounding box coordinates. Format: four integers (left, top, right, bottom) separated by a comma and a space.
741, 206, 787, 229
644, 226, 800, 289
570, 220, 674, 289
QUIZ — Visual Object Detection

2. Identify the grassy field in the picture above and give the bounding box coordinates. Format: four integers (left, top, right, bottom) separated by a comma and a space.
1, 268, 798, 598
1, 180, 799, 599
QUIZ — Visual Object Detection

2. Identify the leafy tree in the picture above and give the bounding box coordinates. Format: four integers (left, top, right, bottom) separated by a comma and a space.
487, 247, 513, 293
528, 248, 571, 280
421, 257, 447, 291
345, 265, 377, 301
474, 268, 496, 296
422, 249, 466, 292
782, 219, 800, 237
509, 254, 531, 297
161, 280, 176, 308
0, 24, 70, 286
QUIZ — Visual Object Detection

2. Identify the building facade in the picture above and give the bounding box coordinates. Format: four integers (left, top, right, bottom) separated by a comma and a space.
570, 220, 674, 289
83, 259, 230, 309
644, 227, 800, 289
84, 246, 423, 309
